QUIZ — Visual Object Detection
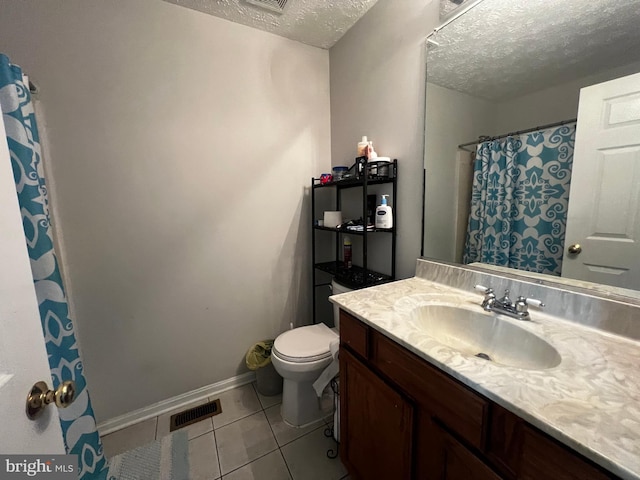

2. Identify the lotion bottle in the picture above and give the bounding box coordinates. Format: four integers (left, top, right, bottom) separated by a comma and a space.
375, 195, 393, 229
357, 136, 368, 157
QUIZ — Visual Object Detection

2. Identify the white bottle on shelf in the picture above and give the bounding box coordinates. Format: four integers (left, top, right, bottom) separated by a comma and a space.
375, 195, 393, 229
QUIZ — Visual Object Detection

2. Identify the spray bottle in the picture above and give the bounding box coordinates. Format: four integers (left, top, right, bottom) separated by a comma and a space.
343, 236, 352, 269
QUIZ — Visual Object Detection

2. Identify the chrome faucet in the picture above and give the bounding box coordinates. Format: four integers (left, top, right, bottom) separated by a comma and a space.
474, 285, 545, 320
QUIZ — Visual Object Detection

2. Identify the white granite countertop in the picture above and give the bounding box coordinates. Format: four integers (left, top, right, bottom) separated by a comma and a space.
330, 276, 640, 480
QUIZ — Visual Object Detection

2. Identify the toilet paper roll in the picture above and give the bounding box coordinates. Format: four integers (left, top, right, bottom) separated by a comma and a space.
312, 339, 340, 397
323, 211, 342, 228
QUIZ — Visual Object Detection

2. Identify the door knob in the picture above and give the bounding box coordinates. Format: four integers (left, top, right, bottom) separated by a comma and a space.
567, 244, 582, 255
26, 380, 76, 420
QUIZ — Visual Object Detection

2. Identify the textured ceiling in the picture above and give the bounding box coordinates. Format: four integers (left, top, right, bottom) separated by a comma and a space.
428, 0, 640, 100
163, 0, 380, 49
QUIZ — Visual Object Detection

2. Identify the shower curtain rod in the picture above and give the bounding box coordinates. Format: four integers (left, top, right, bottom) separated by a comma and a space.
426, 0, 486, 41
457, 117, 577, 152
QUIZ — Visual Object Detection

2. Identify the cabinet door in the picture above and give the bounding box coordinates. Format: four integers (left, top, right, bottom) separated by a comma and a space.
431, 426, 503, 480
340, 348, 413, 480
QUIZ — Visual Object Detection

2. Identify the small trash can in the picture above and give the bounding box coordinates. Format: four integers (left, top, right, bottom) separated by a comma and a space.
245, 340, 283, 396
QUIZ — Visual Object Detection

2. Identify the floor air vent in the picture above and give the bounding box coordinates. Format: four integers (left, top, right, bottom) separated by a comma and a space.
245, 0, 289, 14
170, 399, 222, 432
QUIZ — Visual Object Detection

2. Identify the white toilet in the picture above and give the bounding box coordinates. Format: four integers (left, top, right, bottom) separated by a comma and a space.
271, 279, 351, 427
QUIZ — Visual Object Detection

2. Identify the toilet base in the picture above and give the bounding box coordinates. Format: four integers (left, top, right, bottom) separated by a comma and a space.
281, 378, 324, 427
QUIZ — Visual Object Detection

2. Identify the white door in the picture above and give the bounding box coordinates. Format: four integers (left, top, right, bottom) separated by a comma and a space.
562, 72, 640, 289
0, 113, 65, 453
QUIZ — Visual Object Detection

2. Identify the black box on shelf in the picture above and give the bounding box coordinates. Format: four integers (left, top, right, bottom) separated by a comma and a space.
367, 194, 376, 226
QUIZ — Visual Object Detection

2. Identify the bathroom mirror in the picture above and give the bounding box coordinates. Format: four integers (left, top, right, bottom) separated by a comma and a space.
423, 0, 640, 298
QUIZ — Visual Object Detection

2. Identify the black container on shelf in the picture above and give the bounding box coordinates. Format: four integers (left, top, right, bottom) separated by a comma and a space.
366, 194, 377, 225
367, 160, 391, 179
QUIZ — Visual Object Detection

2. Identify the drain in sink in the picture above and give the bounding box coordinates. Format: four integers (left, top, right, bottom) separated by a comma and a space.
475, 352, 492, 361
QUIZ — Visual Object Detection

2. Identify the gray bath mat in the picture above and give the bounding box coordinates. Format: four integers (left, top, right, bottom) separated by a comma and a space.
107, 430, 189, 480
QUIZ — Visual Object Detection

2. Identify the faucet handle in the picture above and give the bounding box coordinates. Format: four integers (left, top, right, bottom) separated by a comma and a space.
514, 296, 545, 318
474, 284, 493, 295
476, 285, 496, 311
525, 297, 545, 308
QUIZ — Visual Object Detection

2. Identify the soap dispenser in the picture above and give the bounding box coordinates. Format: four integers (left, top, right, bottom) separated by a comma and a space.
375, 195, 393, 229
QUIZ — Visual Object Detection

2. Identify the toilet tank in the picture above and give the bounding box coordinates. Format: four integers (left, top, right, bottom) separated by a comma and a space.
331, 279, 352, 330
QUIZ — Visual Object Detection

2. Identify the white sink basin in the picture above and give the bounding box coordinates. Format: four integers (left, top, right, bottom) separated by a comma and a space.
407, 304, 561, 370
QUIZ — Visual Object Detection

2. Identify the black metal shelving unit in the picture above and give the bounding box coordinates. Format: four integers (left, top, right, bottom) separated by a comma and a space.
311, 158, 398, 324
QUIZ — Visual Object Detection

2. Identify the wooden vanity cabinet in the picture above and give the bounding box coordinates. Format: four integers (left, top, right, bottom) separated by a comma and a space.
339, 310, 618, 480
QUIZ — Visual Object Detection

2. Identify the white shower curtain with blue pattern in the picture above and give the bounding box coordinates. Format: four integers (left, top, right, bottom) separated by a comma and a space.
0, 54, 108, 479
463, 124, 575, 276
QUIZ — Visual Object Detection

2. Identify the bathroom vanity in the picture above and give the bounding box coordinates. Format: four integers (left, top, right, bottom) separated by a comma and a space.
331, 260, 640, 480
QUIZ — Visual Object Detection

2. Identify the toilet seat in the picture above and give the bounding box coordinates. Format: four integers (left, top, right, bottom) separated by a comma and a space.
273, 323, 338, 363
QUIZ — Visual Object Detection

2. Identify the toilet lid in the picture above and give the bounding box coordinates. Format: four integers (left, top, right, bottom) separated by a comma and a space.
274, 323, 338, 363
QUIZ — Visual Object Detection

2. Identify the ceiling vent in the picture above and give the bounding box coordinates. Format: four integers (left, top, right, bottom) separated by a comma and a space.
245, 0, 289, 14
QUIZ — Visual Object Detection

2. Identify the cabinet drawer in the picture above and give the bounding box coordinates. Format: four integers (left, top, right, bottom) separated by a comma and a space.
339, 310, 369, 359
519, 425, 613, 480
371, 330, 488, 449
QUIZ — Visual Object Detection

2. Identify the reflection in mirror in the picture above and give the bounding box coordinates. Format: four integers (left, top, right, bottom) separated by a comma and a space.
423, 0, 640, 294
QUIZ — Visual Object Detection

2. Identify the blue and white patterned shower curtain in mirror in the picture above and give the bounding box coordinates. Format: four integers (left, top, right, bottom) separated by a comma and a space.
0, 54, 108, 479
463, 125, 575, 276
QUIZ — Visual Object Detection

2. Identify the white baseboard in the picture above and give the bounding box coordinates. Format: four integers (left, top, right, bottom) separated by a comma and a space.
97, 371, 256, 436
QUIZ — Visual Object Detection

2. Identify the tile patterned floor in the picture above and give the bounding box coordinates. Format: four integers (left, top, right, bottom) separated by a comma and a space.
101, 382, 350, 479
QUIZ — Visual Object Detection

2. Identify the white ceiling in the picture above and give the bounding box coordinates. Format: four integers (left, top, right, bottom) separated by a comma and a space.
163, 0, 380, 49
427, 0, 640, 100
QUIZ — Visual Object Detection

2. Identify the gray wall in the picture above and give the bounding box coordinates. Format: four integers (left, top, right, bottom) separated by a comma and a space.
424, 83, 494, 261
0, 0, 330, 422
329, 0, 441, 279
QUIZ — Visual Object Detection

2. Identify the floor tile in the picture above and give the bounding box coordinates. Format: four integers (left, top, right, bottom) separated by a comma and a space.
252, 382, 282, 410
212, 384, 262, 429
264, 404, 326, 447
189, 431, 221, 480
216, 411, 278, 475
101, 417, 158, 458
156, 397, 214, 440
281, 427, 346, 480
222, 450, 291, 480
